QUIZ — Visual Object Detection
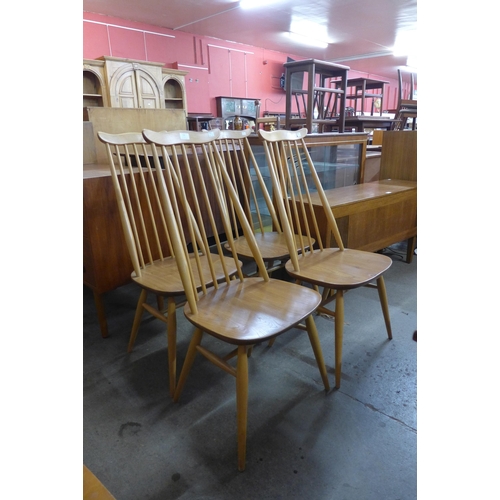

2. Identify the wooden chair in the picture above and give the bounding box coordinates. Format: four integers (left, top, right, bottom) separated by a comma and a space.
255, 115, 279, 131
214, 128, 310, 276
258, 128, 393, 389
141, 128, 330, 471
97, 131, 239, 398
392, 69, 417, 131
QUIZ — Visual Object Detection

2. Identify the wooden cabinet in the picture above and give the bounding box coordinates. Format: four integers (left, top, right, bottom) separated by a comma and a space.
216, 96, 259, 128
83, 59, 109, 107
83, 56, 188, 112
162, 69, 188, 110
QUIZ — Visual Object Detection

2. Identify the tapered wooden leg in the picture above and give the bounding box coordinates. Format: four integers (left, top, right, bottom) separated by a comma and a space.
173, 328, 203, 402
127, 289, 148, 352
305, 315, 330, 391
334, 290, 344, 389
236, 345, 249, 472
377, 276, 393, 340
166, 296, 177, 398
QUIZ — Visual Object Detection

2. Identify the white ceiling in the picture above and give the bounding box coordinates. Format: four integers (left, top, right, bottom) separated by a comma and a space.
83, 0, 417, 80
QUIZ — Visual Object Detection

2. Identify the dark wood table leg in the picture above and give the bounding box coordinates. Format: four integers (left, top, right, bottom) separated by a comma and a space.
92, 290, 109, 338
406, 236, 416, 264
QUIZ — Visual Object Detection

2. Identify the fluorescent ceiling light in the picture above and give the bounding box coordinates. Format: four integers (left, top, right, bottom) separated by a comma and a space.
406, 55, 417, 69
393, 29, 417, 57
287, 19, 330, 48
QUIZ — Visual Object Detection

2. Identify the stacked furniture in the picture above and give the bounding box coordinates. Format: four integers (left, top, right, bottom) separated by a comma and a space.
284, 58, 350, 133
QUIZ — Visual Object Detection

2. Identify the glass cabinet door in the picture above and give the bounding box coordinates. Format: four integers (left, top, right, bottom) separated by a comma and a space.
247, 141, 362, 225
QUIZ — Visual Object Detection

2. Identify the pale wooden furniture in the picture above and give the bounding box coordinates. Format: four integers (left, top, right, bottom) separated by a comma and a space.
284, 58, 350, 133
259, 128, 393, 389
83, 56, 187, 111
83, 465, 116, 500
83, 59, 109, 108
84, 107, 188, 164
215, 129, 310, 275
97, 131, 239, 397
85, 131, 370, 337
142, 128, 330, 471
83, 107, 189, 339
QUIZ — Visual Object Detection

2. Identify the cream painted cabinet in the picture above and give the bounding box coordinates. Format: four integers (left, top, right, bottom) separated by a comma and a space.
83, 56, 188, 112
103, 56, 164, 108
83, 59, 109, 107
162, 69, 188, 111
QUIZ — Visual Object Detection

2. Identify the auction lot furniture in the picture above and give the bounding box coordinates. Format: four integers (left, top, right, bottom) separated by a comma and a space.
284, 59, 350, 133
142, 128, 329, 471
344, 77, 389, 116
259, 128, 393, 389
97, 131, 239, 397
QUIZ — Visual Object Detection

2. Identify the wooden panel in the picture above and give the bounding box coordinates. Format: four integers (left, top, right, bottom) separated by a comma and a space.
345, 195, 417, 251
83, 107, 187, 163
298, 180, 416, 255
379, 130, 417, 181
364, 151, 381, 182
83, 174, 133, 293
83, 121, 97, 164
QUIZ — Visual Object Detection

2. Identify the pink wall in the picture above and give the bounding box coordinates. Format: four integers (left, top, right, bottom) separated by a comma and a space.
83, 12, 400, 116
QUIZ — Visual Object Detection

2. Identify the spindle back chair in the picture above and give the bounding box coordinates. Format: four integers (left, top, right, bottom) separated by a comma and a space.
142, 128, 330, 471
259, 127, 393, 388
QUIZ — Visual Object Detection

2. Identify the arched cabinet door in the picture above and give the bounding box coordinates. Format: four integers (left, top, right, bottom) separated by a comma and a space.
110, 62, 164, 109
133, 68, 163, 108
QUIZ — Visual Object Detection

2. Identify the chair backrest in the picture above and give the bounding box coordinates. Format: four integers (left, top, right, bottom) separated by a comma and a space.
97, 131, 175, 279
397, 69, 417, 105
258, 128, 345, 272
255, 116, 279, 131
214, 129, 282, 237
142, 128, 271, 315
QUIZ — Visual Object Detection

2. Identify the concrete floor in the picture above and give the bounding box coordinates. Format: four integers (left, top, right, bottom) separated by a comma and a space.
83, 244, 417, 500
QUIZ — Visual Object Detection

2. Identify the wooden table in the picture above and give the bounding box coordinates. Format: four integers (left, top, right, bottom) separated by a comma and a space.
284, 59, 350, 133
307, 179, 417, 263
344, 77, 389, 116
344, 115, 397, 132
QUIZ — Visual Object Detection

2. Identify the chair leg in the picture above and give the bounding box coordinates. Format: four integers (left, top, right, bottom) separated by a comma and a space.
236, 345, 249, 472
334, 290, 344, 389
166, 296, 177, 398
173, 328, 203, 402
127, 289, 148, 352
305, 315, 330, 391
377, 276, 393, 340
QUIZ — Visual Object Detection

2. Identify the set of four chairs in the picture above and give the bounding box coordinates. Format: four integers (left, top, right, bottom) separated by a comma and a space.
98, 127, 393, 471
